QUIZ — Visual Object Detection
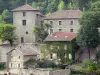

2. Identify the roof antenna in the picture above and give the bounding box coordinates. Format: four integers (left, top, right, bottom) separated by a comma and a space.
26, 0, 27, 4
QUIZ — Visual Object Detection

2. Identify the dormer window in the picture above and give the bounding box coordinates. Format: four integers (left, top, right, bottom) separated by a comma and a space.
23, 12, 26, 16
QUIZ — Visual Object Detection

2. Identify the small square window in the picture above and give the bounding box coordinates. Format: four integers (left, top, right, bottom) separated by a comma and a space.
59, 21, 62, 25
22, 20, 26, 25
23, 12, 26, 16
59, 29, 62, 31
70, 29, 73, 32
71, 21, 73, 25
26, 31, 28, 34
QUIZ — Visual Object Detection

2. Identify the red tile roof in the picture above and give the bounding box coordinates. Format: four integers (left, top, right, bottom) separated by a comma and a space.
45, 10, 82, 19
45, 32, 77, 42
12, 4, 39, 11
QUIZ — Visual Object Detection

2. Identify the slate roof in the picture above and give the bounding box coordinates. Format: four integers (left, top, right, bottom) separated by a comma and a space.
12, 4, 39, 11
7, 44, 39, 56
44, 10, 82, 20
45, 32, 77, 42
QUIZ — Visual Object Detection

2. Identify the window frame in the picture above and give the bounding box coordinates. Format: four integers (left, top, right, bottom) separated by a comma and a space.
23, 12, 26, 16
59, 21, 62, 25
22, 20, 26, 26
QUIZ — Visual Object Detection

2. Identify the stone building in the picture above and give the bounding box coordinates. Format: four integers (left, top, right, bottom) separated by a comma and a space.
12, 4, 44, 44
6, 44, 39, 74
44, 10, 82, 34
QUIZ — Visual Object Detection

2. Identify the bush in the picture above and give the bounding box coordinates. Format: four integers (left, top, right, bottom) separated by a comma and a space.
37, 59, 57, 68
83, 60, 97, 72
0, 63, 6, 70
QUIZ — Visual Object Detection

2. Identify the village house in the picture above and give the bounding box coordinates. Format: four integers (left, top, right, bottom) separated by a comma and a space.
42, 32, 77, 63
44, 10, 82, 34
0, 4, 43, 63
12, 4, 44, 44
6, 44, 40, 74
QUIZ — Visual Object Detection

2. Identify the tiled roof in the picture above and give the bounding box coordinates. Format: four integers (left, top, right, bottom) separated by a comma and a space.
7, 44, 39, 56
45, 10, 82, 19
45, 32, 77, 42
12, 4, 39, 11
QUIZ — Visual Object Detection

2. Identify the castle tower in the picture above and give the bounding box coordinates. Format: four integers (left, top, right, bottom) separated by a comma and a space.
12, 4, 43, 44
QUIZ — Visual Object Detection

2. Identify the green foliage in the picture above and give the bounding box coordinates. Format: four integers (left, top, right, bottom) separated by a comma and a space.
41, 42, 73, 64
58, 0, 66, 10
2, 9, 12, 24
37, 59, 57, 68
33, 22, 50, 43
0, 23, 16, 45
24, 58, 37, 68
83, 60, 97, 72
0, 63, 6, 70
77, 7, 100, 59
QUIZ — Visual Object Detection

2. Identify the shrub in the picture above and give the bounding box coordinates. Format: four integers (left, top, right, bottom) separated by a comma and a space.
83, 60, 97, 72
37, 59, 57, 68
0, 63, 6, 70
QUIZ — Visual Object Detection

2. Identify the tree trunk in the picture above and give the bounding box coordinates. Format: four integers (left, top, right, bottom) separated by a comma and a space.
88, 48, 91, 59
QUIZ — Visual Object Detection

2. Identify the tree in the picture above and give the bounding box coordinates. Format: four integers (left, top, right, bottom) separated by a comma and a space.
33, 22, 50, 43
77, 1, 100, 59
2, 9, 13, 24
58, 0, 66, 10
0, 23, 16, 45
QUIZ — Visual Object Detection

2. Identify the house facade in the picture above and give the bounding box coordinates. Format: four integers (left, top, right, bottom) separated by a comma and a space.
12, 4, 44, 44
6, 44, 39, 74
42, 32, 77, 64
44, 10, 82, 34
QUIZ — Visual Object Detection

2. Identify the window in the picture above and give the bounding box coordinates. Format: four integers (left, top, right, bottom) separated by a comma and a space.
18, 64, 20, 68
59, 29, 62, 31
19, 56, 20, 59
64, 44, 67, 50
21, 37, 24, 43
50, 29, 53, 34
22, 20, 26, 25
50, 54, 53, 59
70, 21, 73, 25
70, 29, 73, 32
50, 21, 53, 25
11, 63, 13, 67
59, 21, 62, 25
26, 31, 28, 34
23, 12, 26, 16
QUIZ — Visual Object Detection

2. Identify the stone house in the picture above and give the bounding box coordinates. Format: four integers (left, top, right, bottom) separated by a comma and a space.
0, 4, 42, 63
6, 44, 39, 74
42, 32, 77, 63
44, 10, 82, 34
12, 4, 44, 44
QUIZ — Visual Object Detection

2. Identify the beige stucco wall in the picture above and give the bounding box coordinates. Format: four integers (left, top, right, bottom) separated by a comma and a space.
13, 11, 43, 43
7, 50, 24, 70
44, 19, 80, 34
